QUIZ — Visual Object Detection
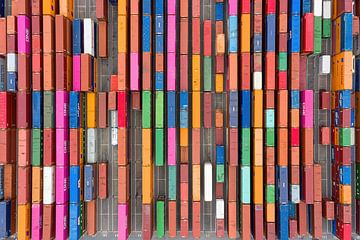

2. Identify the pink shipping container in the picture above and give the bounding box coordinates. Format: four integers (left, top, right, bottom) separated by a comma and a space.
130, 53, 139, 91
55, 91, 69, 129
56, 166, 69, 204
228, 0, 238, 15
31, 203, 43, 240
56, 129, 69, 167
168, 0, 176, 14
167, 16, 176, 53
167, 128, 176, 165
167, 52, 176, 91
118, 204, 130, 240
17, 15, 31, 54
300, 90, 313, 128
56, 204, 68, 240
72, 55, 81, 91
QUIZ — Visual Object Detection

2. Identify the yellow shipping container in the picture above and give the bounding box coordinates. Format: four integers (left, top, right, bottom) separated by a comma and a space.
59, 0, 74, 20
192, 92, 201, 128
118, 15, 128, 53
87, 92, 96, 128
266, 203, 275, 222
253, 128, 263, 166
118, 0, 128, 16
142, 165, 153, 204
192, 55, 201, 91
192, 165, 201, 201
180, 128, 188, 147
253, 166, 263, 204
215, 74, 223, 93
43, 0, 57, 16
339, 184, 351, 204
241, 14, 251, 53
18, 204, 30, 240
252, 90, 263, 128
142, 128, 152, 166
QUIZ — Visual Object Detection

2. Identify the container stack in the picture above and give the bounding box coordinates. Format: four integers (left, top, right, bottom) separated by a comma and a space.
332, 1, 353, 238
14, 1, 32, 239
118, 0, 130, 239
31, 0, 43, 239
215, 0, 225, 237
141, 0, 153, 238
96, 0, 108, 58
227, 0, 237, 238
0, 2, 15, 238
251, 0, 263, 238
82, 16, 97, 236
166, 0, 177, 237
69, 17, 85, 240
191, 0, 200, 238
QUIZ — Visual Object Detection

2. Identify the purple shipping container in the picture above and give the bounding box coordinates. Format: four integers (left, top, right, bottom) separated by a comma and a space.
300, 90, 313, 128
167, 127, 176, 165
72, 55, 81, 91
56, 91, 69, 129
56, 166, 69, 204
167, 52, 176, 91
56, 128, 69, 167
56, 204, 68, 240
31, 203, 43, 240
118, 203, 129, 240
130, 53, 139, 91
17, 16, 31, 54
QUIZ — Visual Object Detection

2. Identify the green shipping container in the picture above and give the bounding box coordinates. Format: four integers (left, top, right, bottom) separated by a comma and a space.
278, 52, 287, 71
339, 128, 351, 147
155, 129, 164, 166
241, 128, 251, 165
156, 199, 165, 238
322, 19, 331, 38
266, 185, 275, 203
142, 91, 152, 128
155, 91, 164, 128
168, 165, 177, 200
204, 56, 212, 91
265, 109, 275, 128
314, 16, 322, 54
31, 129, 43, 166
240, 166, 250, 203
43, 91, 55, 128
266, 128, 275, 147
216, 164, 224, 182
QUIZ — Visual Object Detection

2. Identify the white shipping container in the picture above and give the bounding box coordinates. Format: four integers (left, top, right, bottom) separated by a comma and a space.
83, 18, 95, 56
43, 166, 55, 204
323, 1, 331, 19
319, 55, 331, 74
87, 128, 97, 163
313, 0, 322, 16
111, 128, 118, 145
216, 199, 224, 219
253, 72, 262, 90
6, 53, 17, 72
204, 162, 212, 202
110, 110, 118, 128
290, 184, 300, 203
351, 128, 355, 146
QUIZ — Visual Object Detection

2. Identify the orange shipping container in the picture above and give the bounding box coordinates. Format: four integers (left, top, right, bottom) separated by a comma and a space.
117, 128, 128, 165
240, 204, 251, 239
0, 18, 6, 55
252, 90, 263, 127
253, 166, 263, 204
17, 204, 31, 240
277, 128, 288, 166
228, 166, 237, 201
192, 164, 200, 201
43, 16, 54, 53
60, 0, 74, 20
253, 128, 263, 166
98, 21, 108, 58
142, 165, 153, 204
4, 164, 16, 199
43, 0, 57, 16
228, 201, 237, 238
86, 200, 97, 235
228, 53, 238, 90
43, 204, 55, 239
142, 128, 152, 166
266, 203, 275, 222
43, 54, 55, 90
81, 54, 91, 91
277, 90, 288, 127
118, 53, 128, 90
301, 128, 314, 165
32, 167, 43, 203
18, 129, 31, 167
118, 165, 130, 203
168, 201, 177, 237
98, 163, 108, 199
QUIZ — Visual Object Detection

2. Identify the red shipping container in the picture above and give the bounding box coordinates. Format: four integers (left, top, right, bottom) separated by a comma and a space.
191, 18, 200, 54
180, 219, 188, 238
265, 0, 276, 13
265, 165, 275, 184
228, 128, 238, 166
302, 165, 314, 204
266, 222, 276, 240
215, 128, 224, 145
18, 166, 31, 204
290, 165, 300, 184
301, 128, 313, 165
180, 19, 188, 54
336, 146, 351, 166
117, 91, 127, 128
168, 201, 176, 237
32, 53, 43, 73
142, 204, 152, 240
192, 201, 201, 238
277, 71, 287, 90
228, 166, 237, 201
108, 91, 117, 110
56, 53, 69, 90
43, 204, 55, 240
4, 163, 16, 199
265, 90, 275, 108
253, 0, 262, 14
180, 55, 188, 91
336, 220, 351, 240
98, 92, 108, 128
290, 53, 300, 90
6, 16, 16, 35
289, 219, 298, 238
240, 204, 251, 240
7, 34, 16, 53
69, 129, 80, 166
43, 129, 56, 166
290, 146, 300, 166
98, 162, 108, 199
290, 127, 300, 146
18, 129, 31, 167
357, 200, 360, 233
320, 91, 330, 109
180, 200, 188, 219
98, 21, 108, 58
339, 109, 351, 127
323, 199, 335, 220
203, 92, 212, 128
277, 90, 288, 127
18, 54, 31, 91
80, 54, 91, 91
240, 53, 250, 90
227, 201, 237, 238
180, 164, 188, 183
302, 13, 314, 54
32, 15, 42, 35
86, 200, 97, 236
241, 0, 251, 13
320, 127, 331, 145
312, 202, 322, 238
0, 92, 15, 128
278, 33, 288, 52
203, 20, 212, 56
335, 0, 353, 18
299, 55, 307, 90
265, 146, 275, 165
0, 129, 16, 164
16, 91, 31, 128
253, 52, 262, 72
216, 182, 224, 198
253, 204, 263, 240
96, 0, 108, 20
216, 55, 224, 73
180, 183, 188, 201
191, 0, 200, 17
118, 165, 130, 203
265, 52, 275, 90
0, 18, 6, 55
338, 204, 351, 224
32, 72, 43, 91
279, 0, 288, 13
298, 201, 308, 236
216, 219, 224, 238
253, 15, 262, 33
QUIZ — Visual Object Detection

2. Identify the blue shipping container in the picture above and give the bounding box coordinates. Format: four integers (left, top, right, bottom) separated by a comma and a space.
216, 146, 225, 164
180, 110, 188, 128
0, 165, 3, 200
143, 0, 151, 14
32, 92, 43, 128
277, 167, 288, 204
291, 90, 300, 109
289, 0, 301, 14
229, 91, 238, 127
180, 91, 188, 110
341, 13, 353, 52
253, 33, 262, 52
70, 166, 81, 204
241, 90, 251, 128
339, 90, 351, 109
289, 15, 301, 52
302, 0, 311, 14
215, 3, 224, 21
167, 91, 176, 128
73, 19, 83, 55
69, 203, 81, 240
339, 166, 351, 185
155, 34, 164, 53
355, 58, 360, 90
228, 16, 238, 53
0, 200, 10, 238
266, 14, 276, 52
155, 72, 164, 90
69, 91, 80, 129
155, 0, 164, 14
84, 165, 95, 201
155, 15, 164, 35
0, 0, 4, 17
278, 204, 289, 240
6, 72, 17, 92
142, 16, 151, 52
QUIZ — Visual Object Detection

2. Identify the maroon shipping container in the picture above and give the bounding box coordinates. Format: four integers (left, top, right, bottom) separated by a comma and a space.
216, 182, 224, 198
203, 92, 212, 128
180, 164, 188, 183
0, 129, 16, 164
289, 219, 298, 238
302, 165, 314, 204
312, 202, 322, 239
6, 34, 17, 53
98, 162, 108, 199
142, 204, 153, 240
215, 128, 224, 145
323, 199, 335, 220
216, 219, 224, 237
253, 204, 263, 240
43, 204, 55, 239
266, 222, 276, 240
32, 15, 42, 35
18, 54, 31, 91
228, 128, 238, 166
191, 128, 200, 164
17, 166, 31, 204
0, 92, 16, 128
16, 91, 31, 128
43, 129, 56, 166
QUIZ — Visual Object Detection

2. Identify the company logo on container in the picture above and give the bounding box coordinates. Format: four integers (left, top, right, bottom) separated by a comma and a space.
64, 103, 68, 116
25, 29, 30, 42
64, 140, 68, 152
64, 178, 68, 190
